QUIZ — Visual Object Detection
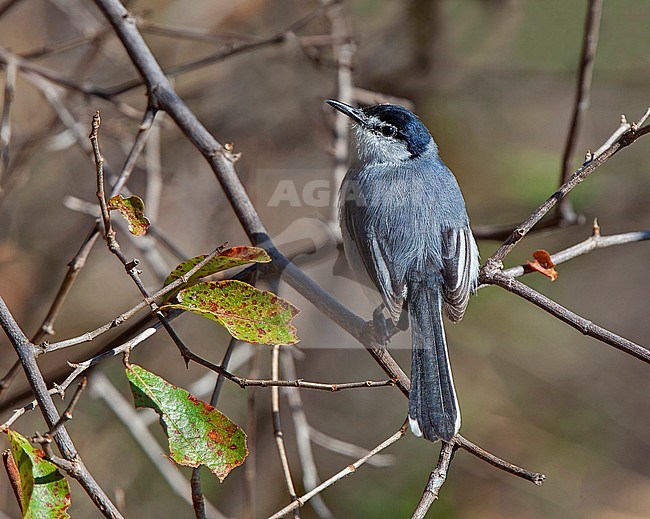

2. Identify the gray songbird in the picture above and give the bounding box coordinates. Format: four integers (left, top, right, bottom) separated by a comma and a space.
326, 100, 479, 442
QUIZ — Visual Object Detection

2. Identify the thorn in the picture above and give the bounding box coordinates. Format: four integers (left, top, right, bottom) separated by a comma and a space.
620, 114, 628, 124
584, 150, 593, 162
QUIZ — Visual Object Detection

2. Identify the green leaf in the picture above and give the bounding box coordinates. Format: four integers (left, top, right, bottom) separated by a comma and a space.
164, 280, 299, 345
163, 246, 271, 294
8, 430, 71, 519
125, 365, 247, 481
108, 195, 150, 236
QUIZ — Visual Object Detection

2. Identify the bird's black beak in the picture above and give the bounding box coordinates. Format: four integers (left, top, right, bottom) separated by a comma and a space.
325, 99, 366, 126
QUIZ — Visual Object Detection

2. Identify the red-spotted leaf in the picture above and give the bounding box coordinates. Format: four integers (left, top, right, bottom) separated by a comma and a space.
108, 195, 150, 236
7, 429, 71, 518
125, 364, 247, 481
163, 246, 271, 294
163, 280, 299, 345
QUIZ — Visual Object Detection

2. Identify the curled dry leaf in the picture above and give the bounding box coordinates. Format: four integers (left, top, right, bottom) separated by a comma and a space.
526, 249, 558, 281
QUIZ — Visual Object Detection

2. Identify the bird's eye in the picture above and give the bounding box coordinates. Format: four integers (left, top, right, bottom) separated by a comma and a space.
379, 125, 397, 138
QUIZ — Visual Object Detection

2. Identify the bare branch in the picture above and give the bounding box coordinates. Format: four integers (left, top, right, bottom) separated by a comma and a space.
485, 111, 650, 267
268, 423, 408, 519
104, 0, 343, 97
39, 378, 87, 440
281, 351, 335, 519
325, 0, 355, 235
455, 435, 545, 486
0, 297, 124, 518
502, 223, 650, 279
308, 426, 395, 468
411, 442, 457, 519
43, 243, 225, 353
91, 2, 590, 498
271, 344, 301, 518
557, 0, 603, 222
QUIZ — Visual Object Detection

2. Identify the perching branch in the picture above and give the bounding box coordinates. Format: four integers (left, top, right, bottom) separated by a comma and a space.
411, 442, 457, 519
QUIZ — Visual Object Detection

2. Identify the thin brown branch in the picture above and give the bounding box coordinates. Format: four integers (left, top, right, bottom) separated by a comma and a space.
268, 423, 408, 519
32, 226, 102, 343
43, 243, 225, 353
501, 223, 650, 278
190, 468, 206, 519
0, 47, 112, 99
104, 0, 342, 97
326, 0, 355, 234
41, 377, 87, 440
21, 26, 113, 60
1, 325, 158, 432
281, 351, 335, 519
0, 360, 21, 401
0, 297, 124, 518
557, 0, 603, 222
411, 442, 457, 519
271, 344, 301, 518
485, 111, 650, 267
240, 377, 396, 391
137, 18, 256, 44
0, 107, 156, 402
308, 426, 395, 468
455, 435, 545, 485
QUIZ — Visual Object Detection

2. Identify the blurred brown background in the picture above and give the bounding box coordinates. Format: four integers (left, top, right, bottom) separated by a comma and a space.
0, 0, 649, 517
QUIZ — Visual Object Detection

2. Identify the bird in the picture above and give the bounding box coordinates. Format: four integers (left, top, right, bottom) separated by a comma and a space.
326, 99, 479, 442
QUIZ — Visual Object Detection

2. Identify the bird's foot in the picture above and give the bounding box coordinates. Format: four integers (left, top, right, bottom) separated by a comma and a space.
364, 306, 400, 346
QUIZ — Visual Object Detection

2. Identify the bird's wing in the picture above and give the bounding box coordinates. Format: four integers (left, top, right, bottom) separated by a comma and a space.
343, 202, 405, 322
441, 227, 478, 323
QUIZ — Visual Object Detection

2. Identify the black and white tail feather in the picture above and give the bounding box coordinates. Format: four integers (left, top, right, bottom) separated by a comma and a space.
408, 227, 478, 442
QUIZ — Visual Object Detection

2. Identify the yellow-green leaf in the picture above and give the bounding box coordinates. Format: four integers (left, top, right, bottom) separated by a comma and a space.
163, 280, 299, 345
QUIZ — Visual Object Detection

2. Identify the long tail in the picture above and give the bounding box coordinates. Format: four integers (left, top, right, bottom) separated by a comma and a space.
407, 278, 460, 442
